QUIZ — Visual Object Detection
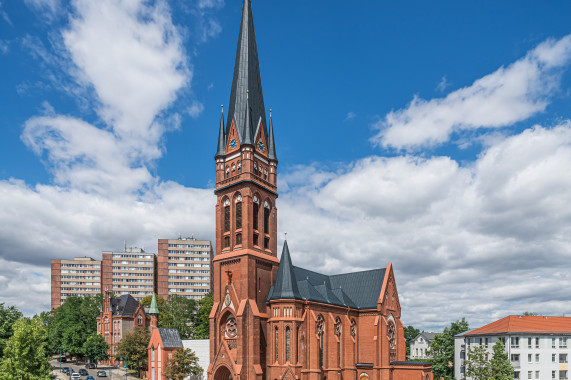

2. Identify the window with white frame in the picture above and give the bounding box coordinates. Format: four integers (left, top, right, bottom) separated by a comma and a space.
536, 354, 540, 363
560, 354, 568, 363
528, 354, 533, 363
511, 337, 520, 348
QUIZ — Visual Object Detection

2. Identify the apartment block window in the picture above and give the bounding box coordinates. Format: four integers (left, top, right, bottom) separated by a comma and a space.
535, 337, 539, 348
514, 371, 520, 379
553, 338, 557, 348
500, 336, 506, 344
553, 371, 556, 379
485, 337, 489, 347
528, 371, 532, 380
528, 337, 533, 348
553, 354, 557, 363
535, 371, 539, 379
560, 354, 568, 363
511, 337, 520, 348
528, 354, 533, 363
561, 337, 568, 348
561, 371, 568, 380
536, 354, 540, 363
511, 354, 520, 362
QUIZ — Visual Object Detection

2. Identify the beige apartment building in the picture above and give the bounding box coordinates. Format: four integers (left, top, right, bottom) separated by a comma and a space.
101, 247, 157, 302
51, 257, 102, 310
157, 237, 213, 300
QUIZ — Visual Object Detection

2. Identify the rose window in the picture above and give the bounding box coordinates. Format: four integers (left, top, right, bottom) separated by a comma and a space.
226, 317, 237, 338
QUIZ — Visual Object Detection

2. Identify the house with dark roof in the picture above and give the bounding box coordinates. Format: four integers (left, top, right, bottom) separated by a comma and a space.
409, 332, 437, 360
148, 327, 183, 380
97, 290, 149, 366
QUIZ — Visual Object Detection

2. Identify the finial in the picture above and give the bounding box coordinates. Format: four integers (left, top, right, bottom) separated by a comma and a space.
246, 89, 249, 99
270, 109, 272, 117
284, 232, 287, 240
221, 105, 224, 113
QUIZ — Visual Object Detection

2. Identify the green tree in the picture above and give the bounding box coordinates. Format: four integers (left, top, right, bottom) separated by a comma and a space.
404, 325, 420, 358
490, 340, 513, 380
161, 295, 197, 339
48, 295, 102, 356
0, 316, 52, 379
428, 318, 469, 380
83, 333, 109, 363
115, 327, 150, 376
464, 343, 490, 380
164, 348, 203, 380
0, 303, 23, 359
192, 293, 213, 339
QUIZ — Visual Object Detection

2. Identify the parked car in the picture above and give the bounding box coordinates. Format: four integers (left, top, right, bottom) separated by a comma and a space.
85, 363, 97, 369
57, 357, 67, 362
96, 370, 107, 377
86, 377, 95, 380
71, 373, 81, 380
79, 369, 89, 375
62, 367, 71, 374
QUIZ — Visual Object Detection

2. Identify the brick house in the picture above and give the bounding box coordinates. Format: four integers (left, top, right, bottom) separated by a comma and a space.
148, 327, 183, 380
207, 1, 433, 380
97, 290, 149, 365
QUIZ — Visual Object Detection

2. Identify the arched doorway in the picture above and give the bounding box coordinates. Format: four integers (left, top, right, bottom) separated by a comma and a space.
214, 365, 233, 380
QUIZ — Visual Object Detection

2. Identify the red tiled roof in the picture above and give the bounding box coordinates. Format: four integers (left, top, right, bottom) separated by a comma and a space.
465, 315, 571, 335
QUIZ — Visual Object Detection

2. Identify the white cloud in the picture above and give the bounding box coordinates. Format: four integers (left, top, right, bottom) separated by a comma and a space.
0, 40, 8, 54
197, 0, 224, 10
278, 122, 571, 330
187, 100, 205, 119
344, 111, 356, 121
372, 35, 571, 151
436, 75, 449, 92
23, 0, 61, 21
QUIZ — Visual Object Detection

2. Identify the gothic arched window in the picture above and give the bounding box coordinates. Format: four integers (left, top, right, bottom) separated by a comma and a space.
388, 320, 396, 362
351, 319, 356, 339
235, 195, 242, 230
137, 315, 143, 326
316, 314, 324, 368
335, 317, 342, 367
263, 201, 270, 234
275, 327, 279, 363
225, 315, 237, 338
286, 326, 291, 362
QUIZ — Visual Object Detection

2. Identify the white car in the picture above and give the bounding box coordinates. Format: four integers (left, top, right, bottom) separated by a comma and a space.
71, 373, 81, 379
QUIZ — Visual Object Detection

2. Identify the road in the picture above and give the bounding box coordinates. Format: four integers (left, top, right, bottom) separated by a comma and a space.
50, 358, 141, 380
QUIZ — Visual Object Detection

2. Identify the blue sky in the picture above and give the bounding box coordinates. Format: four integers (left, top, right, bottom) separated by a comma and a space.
1, 0, 571, 330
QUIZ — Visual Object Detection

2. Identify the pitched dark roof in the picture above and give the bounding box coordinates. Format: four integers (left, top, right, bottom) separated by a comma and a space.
110, 294, 141, 317
267, 243, 386, 310
270, 241, 301, 300
416, 332, 437, 342
226, 0, 267, 146
158, 328, 183, 348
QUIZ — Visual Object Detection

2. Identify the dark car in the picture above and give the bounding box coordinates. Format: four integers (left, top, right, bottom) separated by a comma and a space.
79, 369, 89, 376
96, 370, 107, 377
86, 377, 95, 380
85, 363, 97, 369
62, 367, 71, 374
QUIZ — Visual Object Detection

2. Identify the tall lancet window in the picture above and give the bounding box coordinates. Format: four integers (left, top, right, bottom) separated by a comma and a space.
335, 317, 342, 367
316, 314, 324, 368
235, 195, 242, 229
275, 327, 279, 363
286, 326, 291, 362
224, 198, 231, 232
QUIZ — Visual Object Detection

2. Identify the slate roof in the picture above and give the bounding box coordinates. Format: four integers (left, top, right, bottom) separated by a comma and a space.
226, 0, 266, 147
415, 332, 437, 342
158, 328, 183, 348
110, 294, 141, 317
267, 242, 386, 310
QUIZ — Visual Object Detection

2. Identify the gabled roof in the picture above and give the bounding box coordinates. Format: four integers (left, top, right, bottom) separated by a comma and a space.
157, 328, 183, 348
226, 0, 267, 147
462, 315, 571, 336
267, 242, 386, 310
110, 294, 141, 317
415, 332, 437, 342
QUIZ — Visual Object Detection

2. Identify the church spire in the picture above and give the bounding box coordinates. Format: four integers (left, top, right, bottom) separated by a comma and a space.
226, 0, 266, 146
215, 106, 225, 157
268, 110, 277, 161
269, 241, 302, 301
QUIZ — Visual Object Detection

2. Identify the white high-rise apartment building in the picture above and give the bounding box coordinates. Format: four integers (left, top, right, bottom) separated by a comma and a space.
455, 315, 571, 380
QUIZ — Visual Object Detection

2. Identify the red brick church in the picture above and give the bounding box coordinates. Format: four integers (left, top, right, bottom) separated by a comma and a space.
208, 2, 433, 380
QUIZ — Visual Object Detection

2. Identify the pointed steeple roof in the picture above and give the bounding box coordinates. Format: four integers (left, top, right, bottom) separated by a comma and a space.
226, 0, 267, 146
149, 293, 159, 315
215, 107, 225, 157
268, 110, 277, 161
268, 241, 302, 301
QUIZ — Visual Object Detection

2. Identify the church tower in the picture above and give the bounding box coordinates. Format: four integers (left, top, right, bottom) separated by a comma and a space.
209, 1, 279, 379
